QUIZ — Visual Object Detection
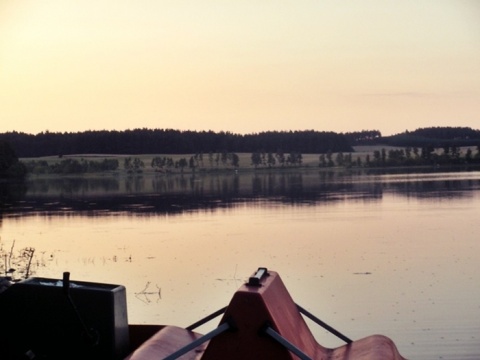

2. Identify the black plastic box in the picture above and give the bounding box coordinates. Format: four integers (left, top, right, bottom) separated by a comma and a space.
0, 276, 129, 360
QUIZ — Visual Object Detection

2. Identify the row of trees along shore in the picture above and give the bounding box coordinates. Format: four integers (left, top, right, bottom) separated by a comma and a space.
20, 145, 480, 176
22, 152, 242, 175
322, 145, 480, 168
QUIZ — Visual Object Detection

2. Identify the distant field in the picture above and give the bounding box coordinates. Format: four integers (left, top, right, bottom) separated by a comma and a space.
22, 153, 324, 172
21, 145, 478, 174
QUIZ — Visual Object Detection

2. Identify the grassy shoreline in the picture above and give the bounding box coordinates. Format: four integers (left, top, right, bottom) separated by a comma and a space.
20, 145, 480, 177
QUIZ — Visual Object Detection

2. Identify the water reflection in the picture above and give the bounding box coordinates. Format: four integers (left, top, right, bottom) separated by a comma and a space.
1, 170, 480, 218
0, 180, 27, 219
25, 177, 120, 194
2, 170, 480, 360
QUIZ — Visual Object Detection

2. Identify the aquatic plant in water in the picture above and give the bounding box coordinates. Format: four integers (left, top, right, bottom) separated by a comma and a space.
0, 238, 36, 282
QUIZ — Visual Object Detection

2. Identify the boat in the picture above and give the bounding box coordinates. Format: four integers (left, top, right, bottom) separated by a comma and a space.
0, 267, 407, 359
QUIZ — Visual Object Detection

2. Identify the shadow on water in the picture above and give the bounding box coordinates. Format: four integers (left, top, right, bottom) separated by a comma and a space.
0, 180, 27, 221
1, 169, 480, 218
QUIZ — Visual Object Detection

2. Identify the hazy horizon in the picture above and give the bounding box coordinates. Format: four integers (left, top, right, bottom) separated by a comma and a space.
1, 1, 479, 136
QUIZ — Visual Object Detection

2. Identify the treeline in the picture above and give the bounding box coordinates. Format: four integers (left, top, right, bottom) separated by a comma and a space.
0, 129, 352, 157
23, 152, 243, 175
3, 127, 478, 158
343, 130, 382, 145
321, 145, 480, 168
251, 151, 303, 168
367, 145, 480, 167
340, 127, 480, 148
150, 153, 241, 173
381, 127, 480, 147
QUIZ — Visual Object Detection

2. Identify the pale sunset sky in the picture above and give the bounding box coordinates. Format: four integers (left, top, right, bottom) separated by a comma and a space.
1, 1, 479, 136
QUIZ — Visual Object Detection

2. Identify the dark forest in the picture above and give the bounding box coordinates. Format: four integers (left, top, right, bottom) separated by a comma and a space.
0, 129, 352, 157
1, 127, 479, 158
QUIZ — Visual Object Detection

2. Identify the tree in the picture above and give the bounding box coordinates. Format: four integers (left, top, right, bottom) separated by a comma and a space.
261, 152, 267, 167
421, 145, 434, 161
372, 150, 381, 166
365, 154, 371, 166
177, 158, 188, 173
465, 148, 473, 162
276, 151, 285, 167
335, 152, 344, 167
196, 153, 204, 167
208, 152, 214, 168
124, 157, 144, 173
297, 153, 303, 166
405, 147, 412, 159
231, 153, 240, 168
189, 156, 196, 172
287, 152, 302, 167
124, 158, 132, 172
326, 150, 334, 167
0, 141, 27, 178
450, 145, 460, 160
267, 153, 276, 168
251, 152, 262, 168
133, 158, 144, 172
442, 144, 450, 157
221, 151, 228, 167
0, 141, 18, 174
387, 149, 405, 166
151, 157, 164, 170
319, 154, 326, 167
413, 147, 419, 158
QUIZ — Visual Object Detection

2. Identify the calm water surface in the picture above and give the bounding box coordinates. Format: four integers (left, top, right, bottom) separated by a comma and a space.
1, 170, 480, 360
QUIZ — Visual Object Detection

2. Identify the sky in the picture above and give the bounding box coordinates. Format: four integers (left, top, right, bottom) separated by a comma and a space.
1, 1, 479, 136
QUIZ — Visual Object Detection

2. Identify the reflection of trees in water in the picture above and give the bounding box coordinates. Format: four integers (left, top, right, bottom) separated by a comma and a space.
387, 179, 480, 199
125, 176, 145, 193
151, 174, 241, 198
151, 175, 175, 193
0, 181, 27, 223
0, 181, 27, 205
2, 171, 479, 217
252, 173, 304, 197
26, 177, 120, 195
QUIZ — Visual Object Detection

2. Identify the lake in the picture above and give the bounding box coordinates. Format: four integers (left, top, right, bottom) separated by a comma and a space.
1, 169, 480, 360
